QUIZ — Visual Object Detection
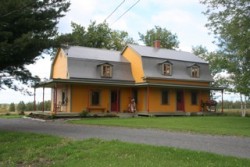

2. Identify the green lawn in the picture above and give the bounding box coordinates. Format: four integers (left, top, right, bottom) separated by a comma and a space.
0, 114, 22, 119
69, 116, 250, 137
0, 131, 249, 167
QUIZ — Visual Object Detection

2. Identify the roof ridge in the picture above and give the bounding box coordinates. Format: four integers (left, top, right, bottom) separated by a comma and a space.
128, 44, 194, 54
68, 45, 121, 53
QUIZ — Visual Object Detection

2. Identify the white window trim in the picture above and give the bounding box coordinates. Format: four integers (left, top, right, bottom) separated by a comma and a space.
162, 63, 172, 76
191, 66, 200, 78
101, 64, 112, 78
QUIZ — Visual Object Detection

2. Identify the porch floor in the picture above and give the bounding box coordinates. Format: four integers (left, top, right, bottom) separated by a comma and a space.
28, 111, 222, 119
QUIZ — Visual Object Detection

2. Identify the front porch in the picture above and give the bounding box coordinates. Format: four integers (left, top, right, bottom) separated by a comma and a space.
28, 111, 137, 119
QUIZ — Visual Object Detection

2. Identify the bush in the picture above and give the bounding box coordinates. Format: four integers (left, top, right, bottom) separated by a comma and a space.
80, 110, 89, 118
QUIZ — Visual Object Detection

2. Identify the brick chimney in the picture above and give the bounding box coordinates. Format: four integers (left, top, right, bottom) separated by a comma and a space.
153, 40, 161, 48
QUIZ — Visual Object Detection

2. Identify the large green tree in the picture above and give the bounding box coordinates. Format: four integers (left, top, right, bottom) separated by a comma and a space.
139, 26, 179, 49
200, 0, 250, 116
0, 0, 70, 91
56, 21, 136, 51
200, 0, 250, 94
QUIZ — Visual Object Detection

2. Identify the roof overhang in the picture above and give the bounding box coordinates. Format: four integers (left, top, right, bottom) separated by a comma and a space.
34, 78, 135, 88
134, 82, 224, 90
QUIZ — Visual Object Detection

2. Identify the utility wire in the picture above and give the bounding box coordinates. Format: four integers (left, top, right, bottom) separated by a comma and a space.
104, 0, 125, 22
111, 0, 140, 25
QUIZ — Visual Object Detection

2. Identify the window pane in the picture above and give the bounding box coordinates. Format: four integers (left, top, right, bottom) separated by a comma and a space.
162, 89, 168, 104
162, 64, 171, 75
191, 66, 199, 78
102, 65, 112, 77
61, 91, 66, 105
191, 92, 197, 105
91, 91, 100, 105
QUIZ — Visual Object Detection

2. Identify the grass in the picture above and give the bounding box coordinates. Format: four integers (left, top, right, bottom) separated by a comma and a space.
69, 116, 250, 137
0, 113, 22, 119
0, 131, 249, 167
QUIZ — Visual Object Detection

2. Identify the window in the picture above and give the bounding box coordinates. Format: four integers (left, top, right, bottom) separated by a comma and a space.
162, 63, 172, 76
161, 89, 169, 105
61, 91, 66, 105
191, 66, 199, 78
101, 64, 112, 78
191, 91, 198, 105
91, 91, 100, 106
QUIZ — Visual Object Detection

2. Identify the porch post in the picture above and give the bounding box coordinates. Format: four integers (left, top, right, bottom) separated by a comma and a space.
34, 87, 36, 111
53, 84, 58, 114
221, 89, 224, 113
42, 86, 45, 112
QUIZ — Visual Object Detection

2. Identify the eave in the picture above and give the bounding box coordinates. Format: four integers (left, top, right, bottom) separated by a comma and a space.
134, 82, 224, 90
34, 78, 135, 88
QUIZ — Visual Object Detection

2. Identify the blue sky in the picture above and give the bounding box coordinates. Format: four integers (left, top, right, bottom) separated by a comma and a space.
1, 0, 239, 103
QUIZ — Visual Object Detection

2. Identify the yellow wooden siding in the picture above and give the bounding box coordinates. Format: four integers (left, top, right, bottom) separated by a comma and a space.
70, 85, 134, 113
146, 88, 175, 112
52, 50, 68, 79
120, 88, 131, 112
122, 47, 145, 83
71, 85, 87, 112
184, 90, 210, 112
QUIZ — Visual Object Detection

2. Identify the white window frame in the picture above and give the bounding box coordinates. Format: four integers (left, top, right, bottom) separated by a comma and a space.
191, 66, 200, 78
101, 64, 112, 78
162, 63, 172, 76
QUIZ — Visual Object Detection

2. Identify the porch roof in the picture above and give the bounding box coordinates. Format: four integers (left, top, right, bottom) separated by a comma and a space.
35, 79, 224, 91
35, 78, 135, 88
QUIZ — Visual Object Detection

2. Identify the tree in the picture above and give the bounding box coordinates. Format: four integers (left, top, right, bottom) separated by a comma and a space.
56, 21, 136, 51
9, 103, 15, 112
17, 101, 26, 114
200, 0, 250, 116
0, 0, 70, 91
139, 26, 179, 49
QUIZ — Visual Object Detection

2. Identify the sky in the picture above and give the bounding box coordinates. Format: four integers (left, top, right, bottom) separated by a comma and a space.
0, 0, 240, 103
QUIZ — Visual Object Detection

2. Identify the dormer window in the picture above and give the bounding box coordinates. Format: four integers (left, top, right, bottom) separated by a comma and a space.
101, 64, 113, 78
191, 65, 200, 78
159, 60, 172, 76
162, 63, 172, 75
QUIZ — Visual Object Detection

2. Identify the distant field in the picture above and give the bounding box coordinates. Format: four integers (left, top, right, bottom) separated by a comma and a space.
222, 108, 250, 114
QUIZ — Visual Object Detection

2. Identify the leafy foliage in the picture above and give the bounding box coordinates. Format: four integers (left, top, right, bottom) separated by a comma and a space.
0, 0, 70, 91
139, 26, 179, 49
56, 21, 136, 51
8, 103, 15, 112
17, 101, 26, 113
200, 0, 250, 96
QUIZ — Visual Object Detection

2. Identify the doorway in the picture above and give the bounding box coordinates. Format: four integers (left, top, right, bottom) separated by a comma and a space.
110, 90, 120, 112
176, 90, 185, 111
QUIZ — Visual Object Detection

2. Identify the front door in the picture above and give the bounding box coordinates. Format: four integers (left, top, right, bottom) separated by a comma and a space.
176, 90, 185, 111
111, 90, 120, 112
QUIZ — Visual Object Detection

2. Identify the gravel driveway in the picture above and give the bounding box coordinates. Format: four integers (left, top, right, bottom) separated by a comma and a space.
0, 118, 250, 159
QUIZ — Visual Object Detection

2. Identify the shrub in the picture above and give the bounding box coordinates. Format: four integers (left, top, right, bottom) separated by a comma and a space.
80, 110, 89, 118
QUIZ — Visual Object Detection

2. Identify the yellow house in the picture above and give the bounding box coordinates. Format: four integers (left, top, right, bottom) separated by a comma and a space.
37, 42, 223, 115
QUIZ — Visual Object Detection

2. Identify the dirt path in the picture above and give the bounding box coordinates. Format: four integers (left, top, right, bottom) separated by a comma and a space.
1, 118, 250, 159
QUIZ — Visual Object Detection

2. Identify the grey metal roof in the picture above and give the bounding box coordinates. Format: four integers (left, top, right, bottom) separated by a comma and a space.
128, 44, 207, 64
68, 58, 134, 82
65, 46, 128, 62
142, 57, 213, 82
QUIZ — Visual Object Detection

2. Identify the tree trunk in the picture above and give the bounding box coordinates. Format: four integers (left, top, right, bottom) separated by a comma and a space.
242, 95, 246, 117
240, 94, 246, 117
